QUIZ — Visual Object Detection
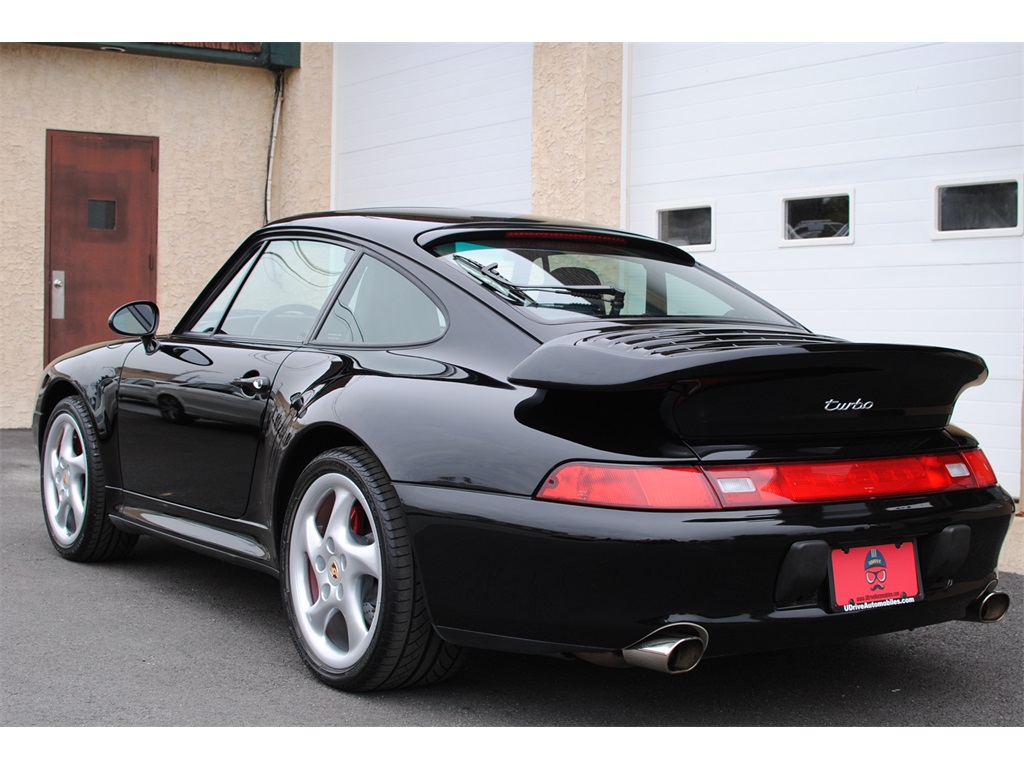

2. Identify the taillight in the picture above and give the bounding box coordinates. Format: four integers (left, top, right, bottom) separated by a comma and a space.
536, 450, 998, 510
962, 449, 999, 487
704, 453, 992, 506
537, 463, 720, 510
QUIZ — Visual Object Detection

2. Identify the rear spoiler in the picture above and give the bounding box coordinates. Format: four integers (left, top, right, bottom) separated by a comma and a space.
508, 327, 988, 438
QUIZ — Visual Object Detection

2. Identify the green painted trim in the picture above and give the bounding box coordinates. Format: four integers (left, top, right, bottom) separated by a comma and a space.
44, 42, 301, 70
263, 43, 301, 69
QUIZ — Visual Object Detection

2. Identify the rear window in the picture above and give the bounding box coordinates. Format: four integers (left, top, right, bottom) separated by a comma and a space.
432, 237, 793, 325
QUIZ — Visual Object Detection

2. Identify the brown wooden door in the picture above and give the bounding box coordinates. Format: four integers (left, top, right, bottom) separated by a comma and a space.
46, 131, 158, 363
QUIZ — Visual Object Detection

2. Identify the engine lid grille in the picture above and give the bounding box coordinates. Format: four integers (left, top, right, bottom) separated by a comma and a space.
582, 325, 844, 356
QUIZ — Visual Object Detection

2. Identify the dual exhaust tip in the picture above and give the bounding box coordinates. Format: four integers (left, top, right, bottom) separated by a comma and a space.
965, 582, 1011, 623
621, 623, 709, 675
593, 582, 1011, 675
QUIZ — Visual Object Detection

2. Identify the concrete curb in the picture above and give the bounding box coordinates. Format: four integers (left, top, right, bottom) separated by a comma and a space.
999, 510, 1024, 575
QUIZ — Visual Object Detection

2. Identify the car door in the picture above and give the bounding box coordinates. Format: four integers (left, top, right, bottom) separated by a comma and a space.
117, 238, 356, 518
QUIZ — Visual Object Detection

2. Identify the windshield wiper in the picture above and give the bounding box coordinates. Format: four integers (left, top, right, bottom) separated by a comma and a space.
524, 284, 626, 314
452, 254, 625, 314
452, 255, 537, 306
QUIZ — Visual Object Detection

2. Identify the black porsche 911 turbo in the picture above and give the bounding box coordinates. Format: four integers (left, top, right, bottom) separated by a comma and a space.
34, 208, 1014, 691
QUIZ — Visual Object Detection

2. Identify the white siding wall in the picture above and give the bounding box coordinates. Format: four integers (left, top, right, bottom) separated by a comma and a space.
332, 43, 533, 211
628, 43, 1023, 496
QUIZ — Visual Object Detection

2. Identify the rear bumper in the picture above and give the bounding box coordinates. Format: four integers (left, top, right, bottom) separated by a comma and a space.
398, 483, 1014, 656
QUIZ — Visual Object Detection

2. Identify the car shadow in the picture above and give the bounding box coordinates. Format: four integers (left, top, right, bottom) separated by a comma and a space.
95, 537, 1022, 727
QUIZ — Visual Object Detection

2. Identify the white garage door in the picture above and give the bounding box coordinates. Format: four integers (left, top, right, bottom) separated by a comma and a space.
332, 43, 533, 212
627, 43, 1023, 496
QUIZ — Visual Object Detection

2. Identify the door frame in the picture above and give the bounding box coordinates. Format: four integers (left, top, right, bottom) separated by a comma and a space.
44, 129, 159, 363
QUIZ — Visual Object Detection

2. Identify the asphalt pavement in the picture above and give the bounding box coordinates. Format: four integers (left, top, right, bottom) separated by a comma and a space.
1, 428, 1021, 728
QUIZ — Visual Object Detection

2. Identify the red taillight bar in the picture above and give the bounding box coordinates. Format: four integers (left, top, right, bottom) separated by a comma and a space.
536, 450, 999, 510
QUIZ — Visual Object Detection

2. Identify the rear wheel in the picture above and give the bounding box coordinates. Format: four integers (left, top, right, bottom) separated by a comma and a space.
280, 447, 461, 691
40, 395, 137, 561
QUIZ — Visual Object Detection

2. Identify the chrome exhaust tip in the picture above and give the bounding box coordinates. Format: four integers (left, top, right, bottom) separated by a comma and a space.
965, 582, 1011, 623
621, 623, 708, 674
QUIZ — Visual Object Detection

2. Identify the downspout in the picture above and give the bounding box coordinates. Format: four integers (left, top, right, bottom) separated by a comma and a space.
265, 70, 285, 225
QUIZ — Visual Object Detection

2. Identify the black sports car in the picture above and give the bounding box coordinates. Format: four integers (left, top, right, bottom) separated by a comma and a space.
34, 209, 1014, 691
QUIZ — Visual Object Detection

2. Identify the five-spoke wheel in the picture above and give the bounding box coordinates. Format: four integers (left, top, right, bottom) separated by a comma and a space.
42, 409, 89, 548
40, 396, 137, 561
281, 447, 461, 691
287, 469, 383, 671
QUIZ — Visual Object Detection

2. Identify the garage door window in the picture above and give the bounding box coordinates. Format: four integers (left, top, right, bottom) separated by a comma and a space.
934, 179, 1022, 238
782, 192, 852, 246
658, 205, 714, 251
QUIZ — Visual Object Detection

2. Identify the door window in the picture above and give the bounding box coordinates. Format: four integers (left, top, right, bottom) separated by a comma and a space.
194, 239, 356, 341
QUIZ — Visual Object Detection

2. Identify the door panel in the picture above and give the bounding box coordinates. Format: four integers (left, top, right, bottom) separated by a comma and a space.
114, 236, 356, 518
46, 131, 158, 363
117, 341, 290, 518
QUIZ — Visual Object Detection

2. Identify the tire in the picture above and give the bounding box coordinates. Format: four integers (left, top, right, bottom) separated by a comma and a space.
280, 447, 462, 691
40, 395, 138, 561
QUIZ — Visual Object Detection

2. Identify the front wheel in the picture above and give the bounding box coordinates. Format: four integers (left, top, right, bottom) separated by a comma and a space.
40, 395, 137, 561
280, 447, 461, 691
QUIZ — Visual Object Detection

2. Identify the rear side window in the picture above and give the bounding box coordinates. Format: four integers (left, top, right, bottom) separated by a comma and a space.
433, 237, 793, 326
317, 254, 446, 345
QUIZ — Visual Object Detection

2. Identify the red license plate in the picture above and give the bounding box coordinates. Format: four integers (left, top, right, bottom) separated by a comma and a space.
830, 542, 921, 613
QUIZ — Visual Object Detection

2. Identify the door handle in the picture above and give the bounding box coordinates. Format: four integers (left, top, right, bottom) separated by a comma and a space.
231, 374, 272, 398
52, 270, 65, 320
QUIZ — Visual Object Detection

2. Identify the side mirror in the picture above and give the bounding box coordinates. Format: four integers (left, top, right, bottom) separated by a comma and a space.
109, 301, 160, 353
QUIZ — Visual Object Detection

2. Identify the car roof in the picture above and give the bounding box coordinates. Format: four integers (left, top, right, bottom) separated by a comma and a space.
269, 207, 606, 231
260, 208, 691, 270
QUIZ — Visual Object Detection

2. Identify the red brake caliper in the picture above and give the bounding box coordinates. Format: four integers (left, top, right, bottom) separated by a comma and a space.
349, 503, 370, 536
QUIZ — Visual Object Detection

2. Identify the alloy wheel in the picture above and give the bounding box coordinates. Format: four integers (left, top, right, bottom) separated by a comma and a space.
287, 472, 383, 671
42, 412, 89, 547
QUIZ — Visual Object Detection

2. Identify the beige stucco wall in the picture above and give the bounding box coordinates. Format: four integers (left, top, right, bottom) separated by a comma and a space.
531, 43, 623, 227
0, 43, 333, 429
272, 44, 333, 222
